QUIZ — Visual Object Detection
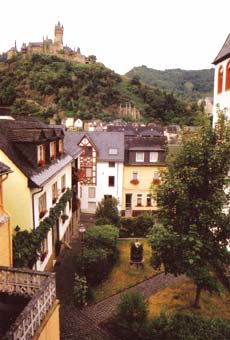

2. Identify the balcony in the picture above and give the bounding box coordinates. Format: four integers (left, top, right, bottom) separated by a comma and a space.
0, 266, 56, 340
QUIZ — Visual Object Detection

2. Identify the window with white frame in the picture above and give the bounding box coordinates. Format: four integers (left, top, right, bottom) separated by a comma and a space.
37, 144, 45, 164
132, 170, 139, 180
61, 174, 66, 192
137, 194, 142, 206
50, 141, 56, 159
52, 182, 58, 203
39, 192, 47, 218
59, 139, 64, 154
146, 194, 152, 206
88, 187, 96, 198
109, 148, 118, 155
85, 167, 92, 177
149, 152, 158, 163
136, 152, 144, 162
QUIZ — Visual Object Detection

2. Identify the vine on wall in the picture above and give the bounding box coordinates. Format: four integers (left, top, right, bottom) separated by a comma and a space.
13, 188, 73, 268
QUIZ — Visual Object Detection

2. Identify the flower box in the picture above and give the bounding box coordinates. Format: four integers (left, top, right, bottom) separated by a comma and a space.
50, 155, 56, 160
61, 187, 66, 193
39, 210, 47, 219
38, 159, 45, 166
40, 251, 48, 262
130, 179, 139, 185
152, 178, 160, 185
52, 197, 58, 204
61, 214, 69, 223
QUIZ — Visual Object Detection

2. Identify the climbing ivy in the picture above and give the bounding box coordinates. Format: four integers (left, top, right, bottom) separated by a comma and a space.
13, 188, 73, 268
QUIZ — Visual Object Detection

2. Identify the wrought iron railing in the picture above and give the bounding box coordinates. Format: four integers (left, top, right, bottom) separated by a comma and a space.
0, 266, 56, 340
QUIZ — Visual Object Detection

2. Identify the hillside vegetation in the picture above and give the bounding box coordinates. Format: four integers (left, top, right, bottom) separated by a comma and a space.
125, 65, 214, 101
0, 54, 204, 125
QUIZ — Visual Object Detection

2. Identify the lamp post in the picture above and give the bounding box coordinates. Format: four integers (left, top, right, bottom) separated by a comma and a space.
79, 224, 86, 273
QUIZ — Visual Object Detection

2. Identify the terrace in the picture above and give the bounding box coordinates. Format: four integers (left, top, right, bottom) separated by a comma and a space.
0, 266, 56, 340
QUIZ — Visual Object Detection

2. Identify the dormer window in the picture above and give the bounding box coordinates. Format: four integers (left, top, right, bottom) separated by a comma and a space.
37, 145, 45, 165
59, 139, 64, 155
136, 152, 144, 162
50, 141, 56, 160
109, 148, 118, 155
149, 152, 158, 163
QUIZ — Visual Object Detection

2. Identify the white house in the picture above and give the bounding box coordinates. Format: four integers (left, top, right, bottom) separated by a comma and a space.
65, 131, 124, 213
212, 34, 230, 126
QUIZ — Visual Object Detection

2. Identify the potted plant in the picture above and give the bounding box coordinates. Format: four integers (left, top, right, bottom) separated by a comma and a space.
61, 187, 66, 193
39, 210, 47, 219
38, 159, 45, 166
61, 214, 69, 223
40, 251, 48, 262
52, 197, 58, 204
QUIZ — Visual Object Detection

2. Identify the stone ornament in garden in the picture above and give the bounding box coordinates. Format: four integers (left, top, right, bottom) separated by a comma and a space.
130, 240, 144, 268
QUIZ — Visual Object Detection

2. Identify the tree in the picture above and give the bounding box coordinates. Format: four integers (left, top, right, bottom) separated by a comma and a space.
148, 114, 230, 307
95, 197, 120, 226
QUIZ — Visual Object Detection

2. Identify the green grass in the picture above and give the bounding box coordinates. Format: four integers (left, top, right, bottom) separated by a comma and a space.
92, 238, 162, 302
148, 277, 230, 320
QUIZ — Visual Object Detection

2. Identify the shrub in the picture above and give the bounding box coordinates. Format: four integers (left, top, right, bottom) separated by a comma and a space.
84, 225, 119, 262
73, 274, 88, 307
95, 197, 120, 226
119, 214, 154, 237
75, 247, 110, 285
108, 291, 148, 340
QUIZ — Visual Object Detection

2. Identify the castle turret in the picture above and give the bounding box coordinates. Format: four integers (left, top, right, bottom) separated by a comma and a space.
54, 21, 64, 46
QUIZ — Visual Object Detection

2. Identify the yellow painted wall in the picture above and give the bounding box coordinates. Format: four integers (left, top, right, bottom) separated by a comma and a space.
122, 165, 165, 211
33, 300, 60, 340
0, 211, 12, 266
0, 150, 32, 231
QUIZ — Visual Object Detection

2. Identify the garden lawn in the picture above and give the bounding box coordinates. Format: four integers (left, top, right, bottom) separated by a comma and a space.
148, 277, 230, 320
93, 238, 162, 302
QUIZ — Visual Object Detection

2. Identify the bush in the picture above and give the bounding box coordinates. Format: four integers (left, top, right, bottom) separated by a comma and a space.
146, 312, 230, 340
95, 197, 120, 226
75, 247, 110, 285
73, 274, 88, 307
84, 225, 119, 262
108, 291, 148, 340
120, 214, 154, 237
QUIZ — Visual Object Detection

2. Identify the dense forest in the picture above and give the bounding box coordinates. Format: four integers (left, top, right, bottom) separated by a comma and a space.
125, 65, 214, 101
0, 54, 206, 125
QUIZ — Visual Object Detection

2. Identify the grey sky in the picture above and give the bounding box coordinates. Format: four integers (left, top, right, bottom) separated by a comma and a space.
0, 0, 229, 74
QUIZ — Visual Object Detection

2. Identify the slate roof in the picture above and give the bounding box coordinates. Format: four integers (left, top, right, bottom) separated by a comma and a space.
0, 119, 72, 187
125, 136, 166, 151
0, 161, 12, 175
107, 124, 164, 136
65, 131, 125, 162
213, 34, 230, 65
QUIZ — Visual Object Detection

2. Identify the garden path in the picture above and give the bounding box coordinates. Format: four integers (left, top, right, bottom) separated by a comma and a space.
55, 218, 184, 340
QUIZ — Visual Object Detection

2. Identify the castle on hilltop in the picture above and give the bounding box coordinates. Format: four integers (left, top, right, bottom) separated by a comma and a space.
7, 21, 93, 64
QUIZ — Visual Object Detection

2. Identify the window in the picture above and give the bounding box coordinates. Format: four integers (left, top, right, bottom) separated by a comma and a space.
136, 152, 144, 162
218, 66, 223, 94
109, 148, 118, 155
37, 145, 45, 165
104, 195, 112, 200
85, 146, 92, 156
59, 139, 64, 154
108, 162, 115, 167
149, 152, 158, 163
88, 187, 96, 198
137, 194, 142, 206
153, 171, 160, 179
226, 61, 230, 91
39, 192, 47, 218
52, 182, 58, 204
132, 170, 138, 180
61, 174, 66, 192
146, 194, 152, 207
50, 141, 56, 159
108, 176, 115, 187
85, 167, 92, 177
40, 237, 48, 261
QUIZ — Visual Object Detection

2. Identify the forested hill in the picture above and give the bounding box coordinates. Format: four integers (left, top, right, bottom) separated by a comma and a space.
125, 66, 214, 101
0, 54, 204, 125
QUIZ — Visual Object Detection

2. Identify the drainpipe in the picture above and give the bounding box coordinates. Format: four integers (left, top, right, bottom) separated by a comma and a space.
32, 187, 43, 270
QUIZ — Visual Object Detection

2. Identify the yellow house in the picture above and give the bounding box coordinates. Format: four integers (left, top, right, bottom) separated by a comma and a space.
0, 118, 79, 271
122, 135, 166, 216
0, 161, 12, 266
0, 161, 60, 340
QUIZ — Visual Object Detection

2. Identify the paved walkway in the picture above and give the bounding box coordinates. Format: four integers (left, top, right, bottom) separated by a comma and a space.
55, 228, 184, 340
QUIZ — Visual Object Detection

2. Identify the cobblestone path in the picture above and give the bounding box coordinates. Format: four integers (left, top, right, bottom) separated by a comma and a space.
55, 230, 184, 340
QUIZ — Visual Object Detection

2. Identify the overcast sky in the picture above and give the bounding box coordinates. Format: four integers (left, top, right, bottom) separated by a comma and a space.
1, 0, 229, 74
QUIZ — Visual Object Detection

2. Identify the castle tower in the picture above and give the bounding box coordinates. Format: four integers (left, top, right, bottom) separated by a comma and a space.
54, 21, 64, 46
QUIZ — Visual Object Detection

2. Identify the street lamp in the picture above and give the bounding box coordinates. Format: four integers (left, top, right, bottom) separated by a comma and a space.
78, 223, 86, 274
